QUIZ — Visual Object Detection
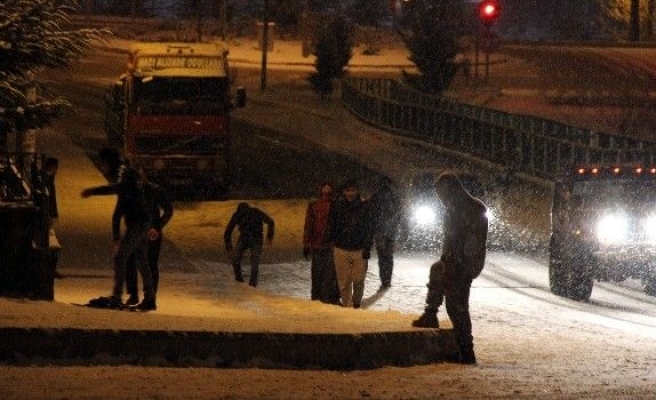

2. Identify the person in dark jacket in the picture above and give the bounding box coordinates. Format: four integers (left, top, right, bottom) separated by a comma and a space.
81, 148, 156, 311
368, 176, 401, 290
224, 202, 275, 287
412, 172, 488, 364
303, 182, 339, 304
325, 179, 373, 308
125, 168, 173, 306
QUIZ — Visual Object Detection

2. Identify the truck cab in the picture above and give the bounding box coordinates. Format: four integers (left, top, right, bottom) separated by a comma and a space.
105, 42, 245, 196
550, 165, 656, 300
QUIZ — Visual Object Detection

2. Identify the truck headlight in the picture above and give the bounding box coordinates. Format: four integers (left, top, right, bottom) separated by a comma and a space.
644, 215, 656, 242
596, 213, 628, 244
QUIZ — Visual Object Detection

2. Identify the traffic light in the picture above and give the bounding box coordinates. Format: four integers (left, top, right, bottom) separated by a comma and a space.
478, 0, 500, 26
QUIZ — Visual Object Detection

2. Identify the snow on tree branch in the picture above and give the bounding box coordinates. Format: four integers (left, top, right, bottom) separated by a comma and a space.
0, 0, 110, 135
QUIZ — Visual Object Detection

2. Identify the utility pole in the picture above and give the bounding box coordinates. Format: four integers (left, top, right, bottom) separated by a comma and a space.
647, 0, 655, 39
85, 0, 91, 27
260, 0, 270, 91
220, 0, 228, 40
630, 0, 640, 41
196, 0, 203, 42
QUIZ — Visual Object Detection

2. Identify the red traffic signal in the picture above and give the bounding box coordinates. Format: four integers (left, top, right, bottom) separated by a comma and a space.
478, 0, 500, 25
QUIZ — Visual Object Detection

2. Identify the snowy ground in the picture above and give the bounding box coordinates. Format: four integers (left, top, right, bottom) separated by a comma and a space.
2, 39, 656, 399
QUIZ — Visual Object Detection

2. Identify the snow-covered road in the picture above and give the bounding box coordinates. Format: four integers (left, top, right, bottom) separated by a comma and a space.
188, 245, 656, 344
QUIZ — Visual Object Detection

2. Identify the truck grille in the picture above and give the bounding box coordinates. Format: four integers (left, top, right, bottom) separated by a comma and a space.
135, 135, 224, 155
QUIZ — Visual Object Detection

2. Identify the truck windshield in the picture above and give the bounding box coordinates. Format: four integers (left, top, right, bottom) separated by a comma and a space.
134, 77, 229, 115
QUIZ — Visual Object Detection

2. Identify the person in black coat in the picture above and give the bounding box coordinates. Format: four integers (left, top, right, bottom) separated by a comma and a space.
325, 179, 373, 308
224, 202, 275, 287
125, 169, 173, 306
368, 176, 401, 290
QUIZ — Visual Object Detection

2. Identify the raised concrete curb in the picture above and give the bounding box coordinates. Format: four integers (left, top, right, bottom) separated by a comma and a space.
0, 327, 457, 370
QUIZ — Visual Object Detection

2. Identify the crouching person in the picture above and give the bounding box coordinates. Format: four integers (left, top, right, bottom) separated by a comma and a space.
412, 172, 488, 365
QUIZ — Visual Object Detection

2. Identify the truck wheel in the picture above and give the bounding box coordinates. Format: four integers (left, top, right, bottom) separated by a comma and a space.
567, 270, 593, 301
563, 246, 593, 301
549, 236, 593, 301
548, 235, 568, 297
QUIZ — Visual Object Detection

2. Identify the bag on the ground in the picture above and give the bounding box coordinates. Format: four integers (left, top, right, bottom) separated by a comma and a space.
86, 296, 122, 309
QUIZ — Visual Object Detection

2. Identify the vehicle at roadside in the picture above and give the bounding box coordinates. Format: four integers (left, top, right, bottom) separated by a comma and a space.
398, 171, 498, 250
550, 165, 656, 300
104, 41, 246, 196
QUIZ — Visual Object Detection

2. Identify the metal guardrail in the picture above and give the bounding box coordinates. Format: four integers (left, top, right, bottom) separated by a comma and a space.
342, 78, 656, 179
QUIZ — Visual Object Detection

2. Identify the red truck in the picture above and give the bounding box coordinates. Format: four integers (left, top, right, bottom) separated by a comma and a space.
105, 41, 245, 195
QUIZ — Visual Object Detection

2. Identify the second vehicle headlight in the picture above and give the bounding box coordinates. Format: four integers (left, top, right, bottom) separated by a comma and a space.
643, 215, 656, 242
596, 213, 628, 244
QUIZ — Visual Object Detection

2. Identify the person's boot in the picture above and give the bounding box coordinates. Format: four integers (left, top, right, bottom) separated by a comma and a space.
458, 344, 477, 364
132, 298, 157, 312
411, 309, 439, 328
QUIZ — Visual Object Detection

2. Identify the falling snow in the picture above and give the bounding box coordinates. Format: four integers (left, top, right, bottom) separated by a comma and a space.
2, 37, 656, 399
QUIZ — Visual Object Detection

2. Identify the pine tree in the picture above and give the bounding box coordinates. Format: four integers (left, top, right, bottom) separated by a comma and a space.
397, 0, 467, 94
0, 0, 108, 147
308, 15, 353, 97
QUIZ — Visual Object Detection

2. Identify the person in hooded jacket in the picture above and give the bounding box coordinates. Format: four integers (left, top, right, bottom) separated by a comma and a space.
303, 182, 339, 304
412, 172, 488, 365
325, 179, 373, 308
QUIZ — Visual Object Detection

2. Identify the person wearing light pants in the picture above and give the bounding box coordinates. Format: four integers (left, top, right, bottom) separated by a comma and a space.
325, 179, 373, 308
332, 247, 369, 308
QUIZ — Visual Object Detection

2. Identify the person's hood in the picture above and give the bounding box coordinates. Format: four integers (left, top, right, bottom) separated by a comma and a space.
436, 172, 485, 213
